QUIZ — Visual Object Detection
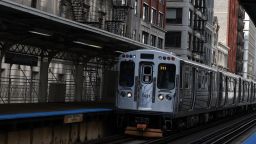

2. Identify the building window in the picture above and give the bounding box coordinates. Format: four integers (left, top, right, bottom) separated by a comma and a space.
165, 31, 181, 48
151, 8, 158, 25
122, 0, 126, 5
159, 12, 164, 28
134, 0, 137, 15
143, 3, 150, 22
188, 32, 192, 50
142, 31, 149, 44
151, 35, 157, 47
159, 0, 165, 5
166, 8, 182, 24
158, 38, 163, 49
189, 9, 193, 27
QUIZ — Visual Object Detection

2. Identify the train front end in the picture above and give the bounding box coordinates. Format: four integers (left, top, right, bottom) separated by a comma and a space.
116, 49, 179, 137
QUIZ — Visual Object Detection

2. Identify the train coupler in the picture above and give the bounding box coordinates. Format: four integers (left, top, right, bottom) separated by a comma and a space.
125, 126, 163, 138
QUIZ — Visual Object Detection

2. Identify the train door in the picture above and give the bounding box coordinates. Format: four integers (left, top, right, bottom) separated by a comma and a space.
179, 64, 193, 111
138, 62, 154, 110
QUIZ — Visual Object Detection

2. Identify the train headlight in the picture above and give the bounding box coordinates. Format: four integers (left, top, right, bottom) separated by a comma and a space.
158, 94, 164, 100
127, 92, 132, 98
121, 91, 126, 97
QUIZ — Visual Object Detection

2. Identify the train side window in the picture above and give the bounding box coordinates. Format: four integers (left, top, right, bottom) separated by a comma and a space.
184, 72, 190, 88
197, 75, 202, 89
243, 82, 247, 101
119, 61, 135, 87
198, 70, 207, 89
230, 79, 234, 91
182, 66, 190, 89
241, 81, 244, 102
254, 84, 256, 101
222, 76, 226, 91
212, 72, 217, 91
202, 75, 206, 89
204, 72, 208, 90
198, 74, 202, 89
228, 78, 234, 92
157, 64, 176, 90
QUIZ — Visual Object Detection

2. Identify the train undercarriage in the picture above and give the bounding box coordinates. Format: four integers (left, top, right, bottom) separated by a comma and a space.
117, 104, 256, 138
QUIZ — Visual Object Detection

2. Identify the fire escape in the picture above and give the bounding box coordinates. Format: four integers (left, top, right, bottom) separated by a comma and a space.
105, 0, 131, 37
236, 6, 245, 75
60, 0, 89, 22
60, 0, 106, 28
192, 0, 207, 62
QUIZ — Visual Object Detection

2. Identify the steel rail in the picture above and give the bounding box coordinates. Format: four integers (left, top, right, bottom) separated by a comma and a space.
190, 114, 256, 144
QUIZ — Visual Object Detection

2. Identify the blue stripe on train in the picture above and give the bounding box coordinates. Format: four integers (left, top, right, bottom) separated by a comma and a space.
243, 133, 256, 144
0, 108, 112, 120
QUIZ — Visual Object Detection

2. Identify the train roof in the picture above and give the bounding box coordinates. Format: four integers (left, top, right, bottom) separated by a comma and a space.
121, 49, 255, 82
125, 49, 176, 56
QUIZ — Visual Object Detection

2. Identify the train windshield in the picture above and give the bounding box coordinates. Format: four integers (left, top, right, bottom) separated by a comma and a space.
157, 64, 176, 90
119, 61, 135, 87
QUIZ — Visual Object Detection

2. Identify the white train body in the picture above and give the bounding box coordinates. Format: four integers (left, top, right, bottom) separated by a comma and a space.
117, 49, 179, 113
116, 49, 256, 137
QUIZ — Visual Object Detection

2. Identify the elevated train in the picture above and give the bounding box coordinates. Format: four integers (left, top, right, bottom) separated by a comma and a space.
116, 49, 256, 137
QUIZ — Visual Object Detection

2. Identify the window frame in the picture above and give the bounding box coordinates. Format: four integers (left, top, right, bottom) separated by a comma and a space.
157, 63, 176, 90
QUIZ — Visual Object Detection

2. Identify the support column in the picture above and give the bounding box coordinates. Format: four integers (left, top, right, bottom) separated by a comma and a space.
38, 57, 50, 102
7, 64, 12, 104
0, 42, 12, 103
29, 66, 33, 103
0, 49, 4, 101
74, 63, 84, 102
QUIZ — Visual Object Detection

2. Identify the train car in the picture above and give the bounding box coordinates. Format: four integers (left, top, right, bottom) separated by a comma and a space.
116, 49, 256, 137
117, 49, 179, 137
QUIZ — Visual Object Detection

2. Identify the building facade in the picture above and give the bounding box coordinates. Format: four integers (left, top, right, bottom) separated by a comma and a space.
235, 4, 245, 75
138, 0, 166, 48
213, 43, 229, 70
243, 12, 256, 80
211, 15, 229, 71
214, 0, 245, 74
165, 0, 214, 65
204, 0, 214, 65
10, 0, 166, 49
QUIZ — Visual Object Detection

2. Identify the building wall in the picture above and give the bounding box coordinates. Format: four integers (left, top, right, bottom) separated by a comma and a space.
204, 0, 214, 66
235, 5, 245, 75
138, 0, 166, 48
227, 0, 238, 73
214, 0, 229, 45
165, 0, 212, 65
165, 0, 192, 59
216, 42, 229, 70
10, 0, 32, 6
9, 0, 166, 49
212, 17, 229, 71
243, 12, 256, 80
212, 16, 219, 67
214, 0, 244, 73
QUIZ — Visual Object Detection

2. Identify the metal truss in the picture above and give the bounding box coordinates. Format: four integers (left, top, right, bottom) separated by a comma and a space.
0, 37, 118, 103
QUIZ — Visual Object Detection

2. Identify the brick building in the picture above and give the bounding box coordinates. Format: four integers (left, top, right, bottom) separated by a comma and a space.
214, 0, 244, 74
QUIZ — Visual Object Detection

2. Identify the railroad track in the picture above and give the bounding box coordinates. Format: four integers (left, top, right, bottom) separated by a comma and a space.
189, 113, 256, 144
141, 113, 256, 144
84, 134, 159, 144
85, 113, 256, 144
